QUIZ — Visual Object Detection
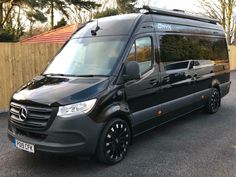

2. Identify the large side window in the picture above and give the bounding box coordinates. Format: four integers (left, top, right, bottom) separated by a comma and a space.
160, 35, 229, 72
127, 37, 153, 74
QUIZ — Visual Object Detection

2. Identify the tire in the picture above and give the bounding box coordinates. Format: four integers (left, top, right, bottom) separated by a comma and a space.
96, 118, 131, 165
206, 88, 221, 114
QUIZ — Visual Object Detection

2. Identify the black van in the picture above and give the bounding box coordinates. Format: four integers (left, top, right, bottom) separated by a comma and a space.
8, 6, 231, 164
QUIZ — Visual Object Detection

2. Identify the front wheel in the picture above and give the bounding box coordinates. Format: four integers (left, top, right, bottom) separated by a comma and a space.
96, 118, 131, 165
206, 88, 221, 114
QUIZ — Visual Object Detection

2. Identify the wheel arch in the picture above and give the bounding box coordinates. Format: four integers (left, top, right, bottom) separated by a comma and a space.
95, 102, 134, 152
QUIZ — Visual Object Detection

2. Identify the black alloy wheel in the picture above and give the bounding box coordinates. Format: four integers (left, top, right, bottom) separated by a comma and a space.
206, 88, 220, 114
96, 118, 131, 165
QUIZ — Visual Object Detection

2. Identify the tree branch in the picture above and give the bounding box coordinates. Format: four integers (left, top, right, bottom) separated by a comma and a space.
0, 2, 14, 27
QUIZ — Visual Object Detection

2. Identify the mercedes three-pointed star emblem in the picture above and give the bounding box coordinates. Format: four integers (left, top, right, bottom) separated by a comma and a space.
19, 107, 28, 121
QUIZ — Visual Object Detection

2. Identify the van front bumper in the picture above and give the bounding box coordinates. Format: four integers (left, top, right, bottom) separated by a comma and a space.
8, 114, 105, 155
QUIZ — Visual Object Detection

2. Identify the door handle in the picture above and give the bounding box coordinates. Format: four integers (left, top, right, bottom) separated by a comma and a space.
162, 76, 170, 83
193, 74, 201, 79
149, 79, 159, 85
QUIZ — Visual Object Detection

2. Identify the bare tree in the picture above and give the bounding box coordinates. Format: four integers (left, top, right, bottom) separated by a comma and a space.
137, 0, 152, 6
198, 0, 236, 44
231, 16, 236, 44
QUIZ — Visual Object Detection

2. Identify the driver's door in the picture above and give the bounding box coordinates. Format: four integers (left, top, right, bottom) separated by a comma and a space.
124, 35, 161, 134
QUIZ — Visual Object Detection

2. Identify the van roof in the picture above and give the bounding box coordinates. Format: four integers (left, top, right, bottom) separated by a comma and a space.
137, 7, 224, 35
72, 8, 224, 38
72, 14, 141, 38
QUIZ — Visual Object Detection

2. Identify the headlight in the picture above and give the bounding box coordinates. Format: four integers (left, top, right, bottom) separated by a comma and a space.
57, 99, 97, 117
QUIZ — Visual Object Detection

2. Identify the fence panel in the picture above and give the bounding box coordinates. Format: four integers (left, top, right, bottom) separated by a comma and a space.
0, 43, 62, 112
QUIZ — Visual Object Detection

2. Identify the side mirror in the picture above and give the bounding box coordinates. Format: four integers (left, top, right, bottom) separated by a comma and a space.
124, 61, 141, 81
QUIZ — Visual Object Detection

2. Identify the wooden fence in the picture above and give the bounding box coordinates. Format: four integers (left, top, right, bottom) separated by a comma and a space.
229, 46, 236, 70
0, 43, 236, 112
0, 43, 62, 112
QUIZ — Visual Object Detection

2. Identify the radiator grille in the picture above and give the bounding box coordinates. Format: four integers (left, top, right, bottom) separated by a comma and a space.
10, 102, 53, 130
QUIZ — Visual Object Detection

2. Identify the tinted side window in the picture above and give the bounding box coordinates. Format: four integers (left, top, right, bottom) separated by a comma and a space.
160, 35, 228, 63
212, 39, 228, 61
128, 37, 153, 74
160, 35, 229, 72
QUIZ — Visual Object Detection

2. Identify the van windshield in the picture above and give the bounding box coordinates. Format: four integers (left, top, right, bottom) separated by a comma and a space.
44, 36, 127, 76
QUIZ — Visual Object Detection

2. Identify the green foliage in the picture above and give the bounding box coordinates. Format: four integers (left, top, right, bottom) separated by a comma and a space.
0, 29, 18, 42
26, 10, 47, 23
54, 18, 67, 29
0, 0, 138, 41
93, 0, 137, 18
38, 0, 70, 29
94, 8, 119, 18
0, 0, 48, 41
40, 0, 69, 16
39, 0, 100, 29
69, 0, 100, 10
15, 0, 42, 7
54, 0, 70, 19
117, 0, 136, 13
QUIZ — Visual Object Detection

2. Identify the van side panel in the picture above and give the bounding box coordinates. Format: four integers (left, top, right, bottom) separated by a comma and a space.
125, 15, 230, 136
152, 17, 230, 123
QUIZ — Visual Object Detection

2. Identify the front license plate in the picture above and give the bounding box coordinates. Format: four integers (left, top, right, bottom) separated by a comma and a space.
14, 139, 35, 153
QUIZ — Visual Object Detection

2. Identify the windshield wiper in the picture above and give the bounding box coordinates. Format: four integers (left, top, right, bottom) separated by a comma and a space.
76, 75, 109, 77
43, 74, 108, 77
43, 73, 78, 77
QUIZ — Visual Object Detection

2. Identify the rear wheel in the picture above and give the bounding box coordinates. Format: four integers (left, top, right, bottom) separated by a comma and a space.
96, 118, 131, 165
206, 88, 220, 114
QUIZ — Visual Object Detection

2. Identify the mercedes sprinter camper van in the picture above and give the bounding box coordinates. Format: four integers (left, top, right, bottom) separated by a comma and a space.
8, 6, 231, 164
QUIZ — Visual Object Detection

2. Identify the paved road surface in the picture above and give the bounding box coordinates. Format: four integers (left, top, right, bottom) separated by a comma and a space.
0, 72, 236, 177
